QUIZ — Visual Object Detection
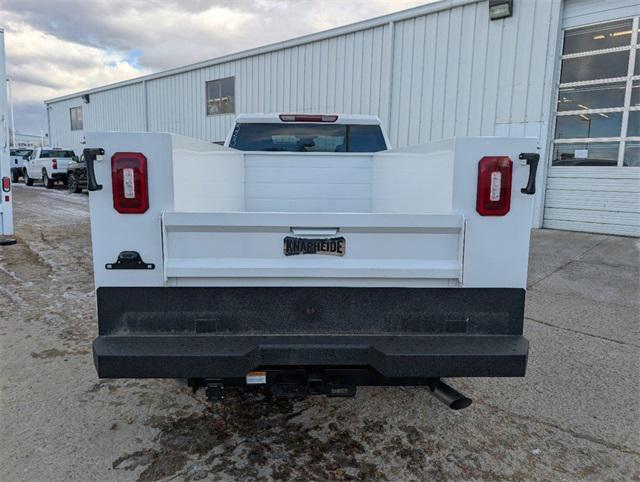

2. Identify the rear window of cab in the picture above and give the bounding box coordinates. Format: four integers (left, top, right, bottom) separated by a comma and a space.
229, 123, 387, 153
39, 150, 75, 158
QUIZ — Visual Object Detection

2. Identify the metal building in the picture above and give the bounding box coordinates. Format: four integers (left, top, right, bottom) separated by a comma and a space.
12, 132, 47, 148
45, 0, 640, 235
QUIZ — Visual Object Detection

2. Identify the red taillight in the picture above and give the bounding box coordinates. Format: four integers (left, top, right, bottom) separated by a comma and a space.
2, 177, 10, 192
279, 114, 338, 122
476, 156, 513, 216
111, 152, 149, 214
51, 159, 57, 169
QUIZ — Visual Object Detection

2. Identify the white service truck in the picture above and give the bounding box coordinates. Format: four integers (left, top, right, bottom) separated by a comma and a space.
85, 114, 539, 409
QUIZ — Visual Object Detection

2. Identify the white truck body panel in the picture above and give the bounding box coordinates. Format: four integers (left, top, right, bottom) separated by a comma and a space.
0, 29, 13, 238
85, 132, 535, 290
162, 212, 463, 287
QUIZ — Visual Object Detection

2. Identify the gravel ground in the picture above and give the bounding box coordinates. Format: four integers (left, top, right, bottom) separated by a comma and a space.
1, 183, 639, 481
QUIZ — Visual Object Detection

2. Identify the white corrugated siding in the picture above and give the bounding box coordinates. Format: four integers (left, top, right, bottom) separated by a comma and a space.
562, 0, 640, 28
46, 0, 565, 229
143, 25, 394, 144
85, 83, 146, 132
48, 0, 561, 147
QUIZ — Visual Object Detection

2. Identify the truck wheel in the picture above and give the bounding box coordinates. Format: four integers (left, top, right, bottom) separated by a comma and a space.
68, 172, 82, 193
11, 169, 19, 183
43, 170, 54, 189
24, 169, 33, 186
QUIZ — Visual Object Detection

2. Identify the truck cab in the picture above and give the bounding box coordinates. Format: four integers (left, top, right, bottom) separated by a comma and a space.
9, 148, 32, 182
85, 114, 539, 408
24, 147, 76, 188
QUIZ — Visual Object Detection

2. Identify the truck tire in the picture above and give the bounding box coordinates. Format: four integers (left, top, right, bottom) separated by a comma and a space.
67, 172, 82, 193
24, 169, 33, 186
42, 170, 54, 189
11, 169, 19, 183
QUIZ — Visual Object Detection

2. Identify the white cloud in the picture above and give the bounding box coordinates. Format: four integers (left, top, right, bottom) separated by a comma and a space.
1, 0, 430, 133
6, 21, 147, 103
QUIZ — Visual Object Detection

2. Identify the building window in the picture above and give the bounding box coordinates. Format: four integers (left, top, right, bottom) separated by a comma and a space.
206, 77, 235, 115
552, 17, 640, 167
70, 106, 83, 131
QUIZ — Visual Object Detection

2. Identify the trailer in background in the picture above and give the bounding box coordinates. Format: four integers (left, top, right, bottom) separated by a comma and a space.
0, 27, 15, 245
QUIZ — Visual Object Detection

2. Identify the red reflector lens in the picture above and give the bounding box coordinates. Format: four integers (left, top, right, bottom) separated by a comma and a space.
51, 159, 57, 169
2, 177, 10, 192
476, 156, 513, 216
111, 152, 149, 214
279, 114, 338, 122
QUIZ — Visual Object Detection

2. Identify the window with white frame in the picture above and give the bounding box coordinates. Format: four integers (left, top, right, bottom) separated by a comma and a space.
70, 106, 83, 131
206, 77, 235, 115
553, 17, 639, 167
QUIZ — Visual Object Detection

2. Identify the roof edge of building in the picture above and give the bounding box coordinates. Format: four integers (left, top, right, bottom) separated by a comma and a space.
44, 0, 481, 105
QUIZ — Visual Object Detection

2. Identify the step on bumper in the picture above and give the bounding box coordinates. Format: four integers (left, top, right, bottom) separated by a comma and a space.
93, 334, 528, 379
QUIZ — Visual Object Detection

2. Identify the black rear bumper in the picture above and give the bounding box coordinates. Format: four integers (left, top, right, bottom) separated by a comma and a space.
94, 334, 528, 378
93, 287, 529, 381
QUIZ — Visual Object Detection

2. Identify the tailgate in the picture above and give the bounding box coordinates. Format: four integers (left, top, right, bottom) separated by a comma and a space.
162, 212, 464, 287
56, 158, 72, 170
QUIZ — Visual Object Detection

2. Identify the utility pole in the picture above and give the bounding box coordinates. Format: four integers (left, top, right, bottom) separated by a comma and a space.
7, 77, 14, 147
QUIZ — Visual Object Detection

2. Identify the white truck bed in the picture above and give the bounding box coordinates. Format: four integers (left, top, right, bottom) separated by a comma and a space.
86, 133, 535, 290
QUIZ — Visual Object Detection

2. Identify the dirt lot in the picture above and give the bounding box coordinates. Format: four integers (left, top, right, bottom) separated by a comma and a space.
1, 183, 639, 481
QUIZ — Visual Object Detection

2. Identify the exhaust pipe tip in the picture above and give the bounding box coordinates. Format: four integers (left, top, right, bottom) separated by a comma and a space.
449, 396, 472, 411
427, 379, 472, 410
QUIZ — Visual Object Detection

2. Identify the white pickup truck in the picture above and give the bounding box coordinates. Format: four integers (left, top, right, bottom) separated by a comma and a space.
24, 147, 76, 188
85, 114, 539, 409
10, 148, 32, 182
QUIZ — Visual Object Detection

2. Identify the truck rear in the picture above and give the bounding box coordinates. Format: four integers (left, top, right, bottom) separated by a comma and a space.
85, 114, 538, 408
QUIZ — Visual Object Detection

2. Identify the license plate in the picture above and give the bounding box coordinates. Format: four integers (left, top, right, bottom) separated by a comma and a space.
283, 236, 346, 256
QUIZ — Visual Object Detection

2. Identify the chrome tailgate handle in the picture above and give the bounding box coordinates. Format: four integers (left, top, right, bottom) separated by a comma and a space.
290, 227, 339, 236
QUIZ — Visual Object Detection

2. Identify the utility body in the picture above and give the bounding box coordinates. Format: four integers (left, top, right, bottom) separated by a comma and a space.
86, 114, 538, 407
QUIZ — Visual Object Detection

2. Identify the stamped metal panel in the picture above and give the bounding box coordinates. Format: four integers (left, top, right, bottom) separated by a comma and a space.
162, 212, 464, 287
244, 152, 373, 213
450, 136, 538, 289
86, 131, 177, 288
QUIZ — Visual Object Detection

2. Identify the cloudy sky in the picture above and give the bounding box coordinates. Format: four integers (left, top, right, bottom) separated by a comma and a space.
1, 0, 430, 134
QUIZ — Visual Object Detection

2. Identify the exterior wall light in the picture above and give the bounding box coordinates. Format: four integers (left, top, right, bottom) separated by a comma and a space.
489, 0, 513, 20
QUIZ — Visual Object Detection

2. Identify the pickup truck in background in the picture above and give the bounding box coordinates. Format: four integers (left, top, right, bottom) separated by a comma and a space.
9, 148, 32, 182
84, 113, 539, 409
23, 147, 76, 188
67, 154, 87, 193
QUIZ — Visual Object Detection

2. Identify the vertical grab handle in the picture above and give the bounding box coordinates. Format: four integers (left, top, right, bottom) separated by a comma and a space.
519, 152, 539, 195
83, 148, 105, 192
